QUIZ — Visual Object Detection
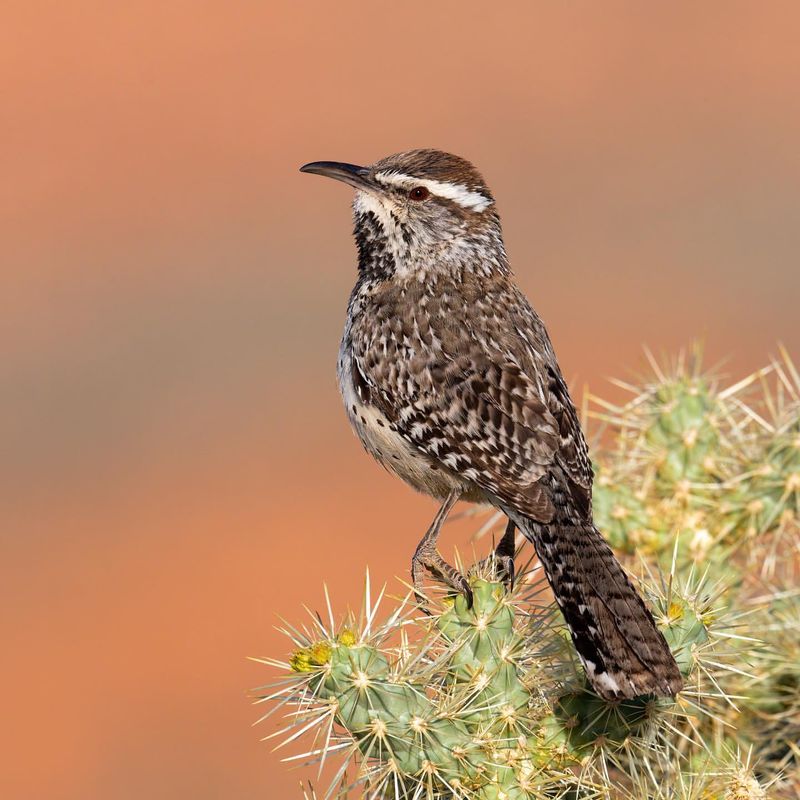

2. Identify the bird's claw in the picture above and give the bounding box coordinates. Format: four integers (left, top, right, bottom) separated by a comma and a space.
455, 575, 474, 609
412, 550, 473, 612
475, 551, 515, 590
494, 553, 515, 590
475, 519, 516, 591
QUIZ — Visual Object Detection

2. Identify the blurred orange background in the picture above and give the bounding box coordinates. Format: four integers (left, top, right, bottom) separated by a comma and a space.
3, 3, 800, 797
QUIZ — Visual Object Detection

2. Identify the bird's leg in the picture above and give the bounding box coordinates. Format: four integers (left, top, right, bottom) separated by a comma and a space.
411, 489, 472, 610
493, 519, 516, 588
477, 519, 516, 589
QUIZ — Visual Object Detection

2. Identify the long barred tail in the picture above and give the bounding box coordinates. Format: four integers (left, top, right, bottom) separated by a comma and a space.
518, 516, 683, 699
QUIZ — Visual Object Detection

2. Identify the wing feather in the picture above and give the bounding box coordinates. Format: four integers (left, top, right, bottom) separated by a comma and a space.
349, 278, 593, 522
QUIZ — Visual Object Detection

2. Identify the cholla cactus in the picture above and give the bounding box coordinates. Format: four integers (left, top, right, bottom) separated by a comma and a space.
255, 570, 723, 799
590, 345, 800, 572
257, 575, 587, 799
254, 346, 800, 798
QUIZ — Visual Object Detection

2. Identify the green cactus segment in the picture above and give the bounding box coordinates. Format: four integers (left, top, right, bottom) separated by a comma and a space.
436, 582, 530, 719
724, 424, 800, 540
544, 690, 654, 753
592, 472, 662, 555
299, 638, 456, 776
660, 601, 710, 677
435, 584, 542, 793
646, 378, 720, 486
539, 604, 709, 756
590, 371, 728, 565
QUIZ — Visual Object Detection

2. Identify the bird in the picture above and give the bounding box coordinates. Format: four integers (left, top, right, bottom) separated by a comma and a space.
299, 149, 683, 700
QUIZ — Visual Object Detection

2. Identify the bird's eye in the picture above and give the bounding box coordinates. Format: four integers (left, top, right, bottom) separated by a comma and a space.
408, 186, 430, 202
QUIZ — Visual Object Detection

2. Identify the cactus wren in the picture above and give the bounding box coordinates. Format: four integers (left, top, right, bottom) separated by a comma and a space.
300, 149, 682, 700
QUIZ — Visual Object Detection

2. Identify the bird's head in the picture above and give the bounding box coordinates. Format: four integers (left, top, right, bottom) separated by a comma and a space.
300, 149, 508, 282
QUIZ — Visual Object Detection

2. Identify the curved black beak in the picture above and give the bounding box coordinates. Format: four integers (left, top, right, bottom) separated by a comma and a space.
299, 161, 373, 191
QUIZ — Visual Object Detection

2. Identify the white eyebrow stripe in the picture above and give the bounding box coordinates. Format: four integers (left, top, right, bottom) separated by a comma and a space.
374, 171, 493, 212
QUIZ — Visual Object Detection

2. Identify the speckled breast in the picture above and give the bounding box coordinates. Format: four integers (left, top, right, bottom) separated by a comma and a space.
337, 337, 484, 504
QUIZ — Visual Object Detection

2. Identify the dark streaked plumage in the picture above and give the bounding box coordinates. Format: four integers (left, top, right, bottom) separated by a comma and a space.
300, 149, 683, 700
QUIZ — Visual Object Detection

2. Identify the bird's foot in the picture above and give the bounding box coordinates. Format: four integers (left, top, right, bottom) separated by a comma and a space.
475, 550, 515, 590
411, 548, 473, 614
475, 519, 516, 590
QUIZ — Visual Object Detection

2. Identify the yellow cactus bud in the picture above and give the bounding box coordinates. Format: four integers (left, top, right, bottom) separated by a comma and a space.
289, 648, 313, 673
337, 628, 357, 647
667, 601, 685, 622
308, 641, 332, 665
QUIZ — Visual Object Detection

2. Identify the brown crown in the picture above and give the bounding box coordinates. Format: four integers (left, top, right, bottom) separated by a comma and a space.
371, 149, 492, 199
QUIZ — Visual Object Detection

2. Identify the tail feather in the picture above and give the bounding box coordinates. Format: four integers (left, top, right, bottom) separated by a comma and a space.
518, 516, 683, 699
